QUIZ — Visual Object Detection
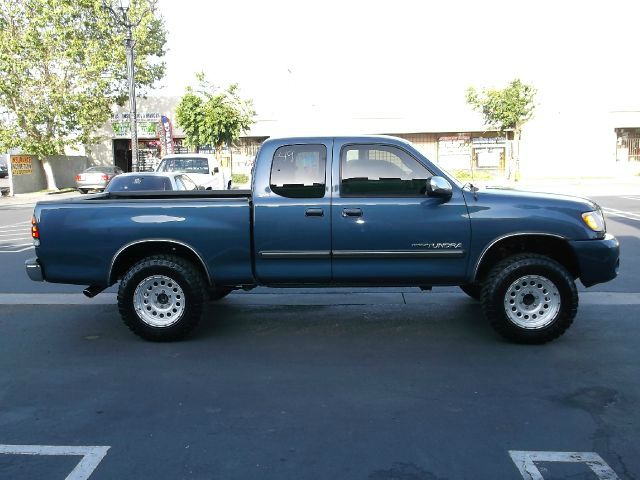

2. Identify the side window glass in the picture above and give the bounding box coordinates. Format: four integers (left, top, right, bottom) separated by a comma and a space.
341, 144, 432, 196
175, 177, 186, 191
270, 144, 326, 198
181, 175, 197, 190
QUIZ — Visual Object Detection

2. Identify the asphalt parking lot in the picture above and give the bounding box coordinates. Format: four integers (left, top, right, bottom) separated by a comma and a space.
0, 194, 639, 479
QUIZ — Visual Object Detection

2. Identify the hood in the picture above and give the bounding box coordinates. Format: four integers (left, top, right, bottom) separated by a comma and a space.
477, 186, 599, 212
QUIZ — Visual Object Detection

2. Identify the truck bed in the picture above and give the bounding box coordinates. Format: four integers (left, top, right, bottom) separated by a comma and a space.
34, 192, 255, 287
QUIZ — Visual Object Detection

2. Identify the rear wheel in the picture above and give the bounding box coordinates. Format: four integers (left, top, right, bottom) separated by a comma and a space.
117, 255, 206, 341
481, 254, 578, 344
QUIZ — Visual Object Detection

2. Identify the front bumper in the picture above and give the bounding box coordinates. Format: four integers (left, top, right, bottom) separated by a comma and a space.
569, 233, 619, 287
25, 257, 44, 282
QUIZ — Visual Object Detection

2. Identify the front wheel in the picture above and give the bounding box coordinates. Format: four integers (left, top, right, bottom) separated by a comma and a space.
117, 255, 207, 341
481, 254, 578, 344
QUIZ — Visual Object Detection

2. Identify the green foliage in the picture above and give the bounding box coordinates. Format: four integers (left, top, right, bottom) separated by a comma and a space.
0, 0, 167, 157
466, 79, 536, 135
451, 169, 495, 182
232, 173, 249, 185
176, 73, 256, 152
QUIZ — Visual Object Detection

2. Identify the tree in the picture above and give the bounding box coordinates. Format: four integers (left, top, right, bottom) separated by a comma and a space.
175, 73, 256, 158
466, 79, 536, 180
0, 0, 166, 188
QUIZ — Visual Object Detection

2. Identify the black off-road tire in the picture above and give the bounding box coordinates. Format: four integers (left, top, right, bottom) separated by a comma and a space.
208, 286, 233, 301
459, 283, 482, 300
117, 255, 207, 342
481, 253, 578, 344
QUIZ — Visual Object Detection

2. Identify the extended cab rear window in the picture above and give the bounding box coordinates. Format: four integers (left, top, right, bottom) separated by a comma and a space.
270, 144, 326, 198
340, 144, 432, 197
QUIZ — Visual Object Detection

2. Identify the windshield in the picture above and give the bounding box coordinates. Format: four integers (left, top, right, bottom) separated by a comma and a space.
157, 157, 209, 174
105, 175, 172, 192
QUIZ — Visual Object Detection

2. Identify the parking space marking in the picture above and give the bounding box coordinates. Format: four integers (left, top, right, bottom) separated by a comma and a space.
603, 207, 640, 222
0, 244, 34, 253
0, 220, 33, 252
0, 444, 110, 480
509, 451, 619, 479
0, 291, 639, 306
621, 196, 640, 201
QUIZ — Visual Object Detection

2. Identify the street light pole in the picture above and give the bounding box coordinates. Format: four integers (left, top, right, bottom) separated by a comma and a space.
124, 24, 138, 171
103, 0, 150, 172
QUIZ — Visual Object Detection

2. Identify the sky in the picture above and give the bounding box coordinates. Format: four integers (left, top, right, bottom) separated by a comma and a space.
154, 0, 640, 128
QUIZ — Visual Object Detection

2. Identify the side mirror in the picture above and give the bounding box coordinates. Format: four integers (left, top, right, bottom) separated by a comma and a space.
212, 167, 219, 174
426, 176, 452, 198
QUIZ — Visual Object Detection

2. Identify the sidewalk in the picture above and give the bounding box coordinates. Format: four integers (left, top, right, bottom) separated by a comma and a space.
0, 189, 80, 206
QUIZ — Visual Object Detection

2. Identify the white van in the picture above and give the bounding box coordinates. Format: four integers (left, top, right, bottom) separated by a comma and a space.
156, 154, 230, 190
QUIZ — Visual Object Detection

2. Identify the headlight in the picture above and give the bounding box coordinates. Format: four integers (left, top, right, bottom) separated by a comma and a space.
582, 210, 605, 232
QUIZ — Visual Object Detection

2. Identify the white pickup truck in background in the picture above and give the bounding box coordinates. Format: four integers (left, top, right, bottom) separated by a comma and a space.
156, 153, 230, 190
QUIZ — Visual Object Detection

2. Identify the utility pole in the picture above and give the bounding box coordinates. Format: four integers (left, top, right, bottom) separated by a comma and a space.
124, 23, 138, 171
103, 0, 152, 172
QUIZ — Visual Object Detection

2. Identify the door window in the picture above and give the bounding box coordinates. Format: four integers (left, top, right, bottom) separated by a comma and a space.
180, 175, 198, 190
270, 144, 327, 198
340, 144, 432, 196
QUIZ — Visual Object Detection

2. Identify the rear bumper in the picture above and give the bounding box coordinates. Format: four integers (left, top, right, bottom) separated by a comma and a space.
76, 181, 107, 190
25, 257, 44, 282
569, 234, 619, 287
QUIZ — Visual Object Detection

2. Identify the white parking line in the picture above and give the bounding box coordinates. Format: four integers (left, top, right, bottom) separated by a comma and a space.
509, 451, 618, 479
0, 291, 639, 306
0, 220, 30, 228
0, 244, 34, 253
0, 444, 110, 480
602, 207, 640, 221
0, 226, 30, 233
0, 234, 31, 240
621, 196, 640, 201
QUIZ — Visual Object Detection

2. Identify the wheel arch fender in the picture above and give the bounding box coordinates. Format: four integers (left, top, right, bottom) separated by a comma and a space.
473, 233, 580, 283
109, 239, 212, 286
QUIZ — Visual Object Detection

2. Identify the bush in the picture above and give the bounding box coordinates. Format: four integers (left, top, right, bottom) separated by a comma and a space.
232, 173, 249, 185
450, 169, 495, 182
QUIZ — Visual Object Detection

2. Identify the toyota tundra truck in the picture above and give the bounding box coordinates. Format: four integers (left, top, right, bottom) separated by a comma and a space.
25, 136, 620, 343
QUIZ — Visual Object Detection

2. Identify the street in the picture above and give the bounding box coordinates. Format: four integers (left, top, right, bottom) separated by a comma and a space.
0, 193, 639, 479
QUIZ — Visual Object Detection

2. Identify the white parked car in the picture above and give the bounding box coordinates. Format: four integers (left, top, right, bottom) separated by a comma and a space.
156, 154, 230, 190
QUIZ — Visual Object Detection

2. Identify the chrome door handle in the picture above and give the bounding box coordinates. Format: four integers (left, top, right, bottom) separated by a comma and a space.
342, 208, 362, 217
305, 208, 324, 217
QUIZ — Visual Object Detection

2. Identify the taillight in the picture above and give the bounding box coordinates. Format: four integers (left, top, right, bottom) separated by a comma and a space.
101, 174, 110, 181
75, 174, 82, 181
31, 216, 39, 240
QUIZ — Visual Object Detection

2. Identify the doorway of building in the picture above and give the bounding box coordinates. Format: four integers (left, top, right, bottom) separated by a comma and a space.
113, 139, 132, 172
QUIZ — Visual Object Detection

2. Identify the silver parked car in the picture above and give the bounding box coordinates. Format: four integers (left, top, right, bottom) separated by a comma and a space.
104, 172, 200, 193
75, 166, 123, 193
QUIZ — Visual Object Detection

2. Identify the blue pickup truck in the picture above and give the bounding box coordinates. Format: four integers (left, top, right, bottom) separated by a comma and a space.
26, 136, 619, 343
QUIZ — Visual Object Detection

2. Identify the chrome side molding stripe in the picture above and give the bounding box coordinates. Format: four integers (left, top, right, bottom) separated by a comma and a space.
332, 250, 465, 259
259, 250, 331, 259
259, 250, 465, 259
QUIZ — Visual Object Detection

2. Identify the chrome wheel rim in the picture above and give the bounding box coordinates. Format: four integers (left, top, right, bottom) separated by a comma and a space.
503, 274, 561, 329
133, 275, 185, 327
